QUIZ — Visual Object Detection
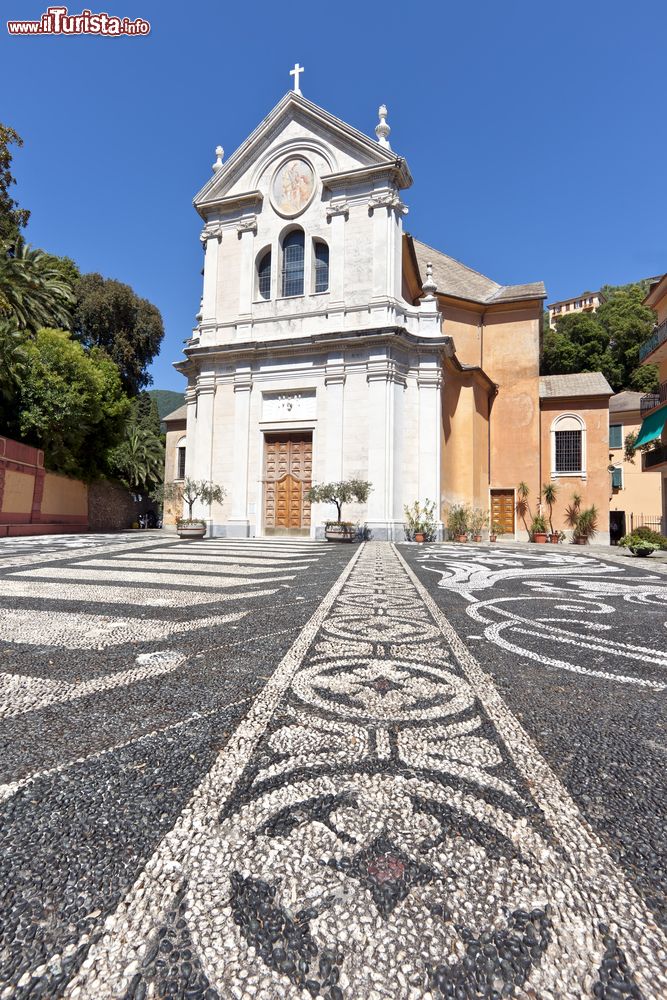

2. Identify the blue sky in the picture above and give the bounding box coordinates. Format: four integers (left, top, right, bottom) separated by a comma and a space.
2, 0, 666, 392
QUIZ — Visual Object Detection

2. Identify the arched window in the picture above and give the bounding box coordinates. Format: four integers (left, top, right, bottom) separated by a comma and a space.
281, 229, 305, 297
551, 414, 586, 477
175, 437, 187, 480
257, 249, 271, 300
313, 240, 329, 293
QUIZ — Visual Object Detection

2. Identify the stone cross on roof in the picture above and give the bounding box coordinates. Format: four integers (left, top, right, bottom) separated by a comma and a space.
290, 62, 304, 94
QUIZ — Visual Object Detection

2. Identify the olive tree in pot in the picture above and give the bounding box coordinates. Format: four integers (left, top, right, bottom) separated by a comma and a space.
530, 514, 548, 543
447, 504, 470, 542
154, 478, 226, 539
306, 479, 372, 541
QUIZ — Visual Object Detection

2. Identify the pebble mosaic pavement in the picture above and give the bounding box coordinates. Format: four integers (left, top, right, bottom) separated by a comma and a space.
0, 535, 665, 999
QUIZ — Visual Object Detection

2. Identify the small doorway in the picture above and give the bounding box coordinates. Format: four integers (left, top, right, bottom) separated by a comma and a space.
490, 488, 515, 537
263, 432, 312, 536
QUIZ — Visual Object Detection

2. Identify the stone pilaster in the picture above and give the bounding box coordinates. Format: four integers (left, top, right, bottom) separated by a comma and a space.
227, 368, 253, 537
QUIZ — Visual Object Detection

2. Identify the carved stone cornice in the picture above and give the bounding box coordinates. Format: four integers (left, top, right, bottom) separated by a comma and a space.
325, 199, 350, 221
200, 224, 222, 246
236, 215, 258, 235
367, 192, 408, 216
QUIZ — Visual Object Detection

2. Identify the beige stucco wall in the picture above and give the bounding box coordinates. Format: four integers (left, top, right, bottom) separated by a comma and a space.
163, 420, 187, 525
41, 473, 88, 517
539, 398, 610, 541
2, 469, 34, 514
609, 409, 662, 528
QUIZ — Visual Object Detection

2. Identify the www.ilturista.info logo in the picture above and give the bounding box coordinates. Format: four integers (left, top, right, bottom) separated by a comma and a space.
7, 6, 150, 35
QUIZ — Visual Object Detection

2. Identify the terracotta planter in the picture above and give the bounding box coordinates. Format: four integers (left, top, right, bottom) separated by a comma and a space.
489, 534, 497, 543
532, 532, 548, 544
549, 534, 560, 544
472, 534, 482, 542
325, 524, 356, 543
455, 534, 468, 543
177, 522, 206, 539
573, 536, 588, 545
414, 532, 425, 543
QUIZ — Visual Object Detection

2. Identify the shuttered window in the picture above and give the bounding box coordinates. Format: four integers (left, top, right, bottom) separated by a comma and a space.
611, 467, 623, 489
609, 424, 622, 449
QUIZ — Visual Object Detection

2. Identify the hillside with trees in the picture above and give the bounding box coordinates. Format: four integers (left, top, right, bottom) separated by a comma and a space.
541, 281, 658, 392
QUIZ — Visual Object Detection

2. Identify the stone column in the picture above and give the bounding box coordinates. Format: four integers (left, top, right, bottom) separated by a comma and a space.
237, 216, 257, 321
417, 357, 444, 538
191, 374, 215, 529
324, 355, 346, 482
227, 367, 253, 537
366, 349, 405, 540
200, 227, 221, 323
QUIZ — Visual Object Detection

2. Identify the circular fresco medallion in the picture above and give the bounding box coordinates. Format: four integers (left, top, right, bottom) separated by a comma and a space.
271, 158, 315, 217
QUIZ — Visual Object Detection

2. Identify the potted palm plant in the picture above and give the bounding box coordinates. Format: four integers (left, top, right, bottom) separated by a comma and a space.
515, 481, 533, 537
530, 514, 548, 543
572, 505, 598, 545
447, 504, 470, 542
542, 483, 560, 543
154, 478, 226, 538
306, 479, 372, 541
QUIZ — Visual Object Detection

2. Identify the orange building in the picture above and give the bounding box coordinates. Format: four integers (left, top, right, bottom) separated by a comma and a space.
547, 291, 606, 328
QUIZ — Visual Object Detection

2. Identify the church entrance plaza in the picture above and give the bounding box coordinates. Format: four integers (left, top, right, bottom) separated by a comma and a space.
0, 533, 665, 998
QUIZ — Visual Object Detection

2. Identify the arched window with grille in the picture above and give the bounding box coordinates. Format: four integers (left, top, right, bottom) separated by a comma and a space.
551, 414, 586, 478
257, 249, 272, 300
313, 239, 329, 293
281, 229, 305, 297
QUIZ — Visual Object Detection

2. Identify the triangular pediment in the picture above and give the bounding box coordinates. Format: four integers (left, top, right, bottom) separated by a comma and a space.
194, 92, 409, 215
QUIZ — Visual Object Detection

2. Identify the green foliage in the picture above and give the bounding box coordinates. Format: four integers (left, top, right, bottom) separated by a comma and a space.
573, 505, 599, 541
470, 507, 489, 535
620, 525, 667, 549
0, 321, 27, 404
73, 272, 164, 395
134, 390, 162, 437
515, 481, 533, 533
0, 124, 30, 248
541, 482, 558, 534
149, 388, 185, 423
541, 282, 658, 391
618, 534, 658, 556
306, 479, 372, 522
446, 503, 470, 537
12, 328, 131, 479
106, 425, 164, 493
404, 498, 437, 541
0, 242, 75, 332
530, 514, 547, 534
154, 478, 225, 523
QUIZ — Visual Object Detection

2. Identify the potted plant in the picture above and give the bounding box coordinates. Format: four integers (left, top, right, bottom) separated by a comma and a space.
530, 514, 548, 543
619, 533, 658, 557
489, 521, 503, 543
470, 507, 489, 542
404, 499, 437, 543
542, 483, 560, 543
447, 504, 470, 542
154, 478, 226, 539
515, 481, 533, 537
306, 479, 372, 542
572, 505, 598, 545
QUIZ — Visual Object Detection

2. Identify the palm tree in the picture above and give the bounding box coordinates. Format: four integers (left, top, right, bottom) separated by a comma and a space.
541, 482, 559, 535
109, 426, 164, 492
0, 320, 27, 404
0, 242, 74, 333
515, 481, 533, 535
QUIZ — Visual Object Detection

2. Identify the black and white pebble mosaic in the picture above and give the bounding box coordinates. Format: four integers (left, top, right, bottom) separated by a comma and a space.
1, 537, 666, 998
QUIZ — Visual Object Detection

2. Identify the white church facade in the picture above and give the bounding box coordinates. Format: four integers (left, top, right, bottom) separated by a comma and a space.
164, 72, 613, 542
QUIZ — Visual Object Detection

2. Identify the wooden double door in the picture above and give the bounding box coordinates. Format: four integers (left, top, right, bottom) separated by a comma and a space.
490, 488, 515, 536
263, 433, 312, 535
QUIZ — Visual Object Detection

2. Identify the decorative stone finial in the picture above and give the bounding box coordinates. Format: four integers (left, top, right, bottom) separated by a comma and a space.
212, 145, 224, 171
375, 104, 391, 148
422, 261, 437, 299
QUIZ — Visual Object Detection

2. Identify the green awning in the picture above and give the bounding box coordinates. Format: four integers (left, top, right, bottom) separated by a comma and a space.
635, 406, 667, 447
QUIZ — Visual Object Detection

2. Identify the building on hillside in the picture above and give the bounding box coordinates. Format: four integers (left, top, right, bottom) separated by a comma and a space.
167, 74, 613, 543
547, 291, 606, 328
636, 273, 667, 528
608, 391, 663, 541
